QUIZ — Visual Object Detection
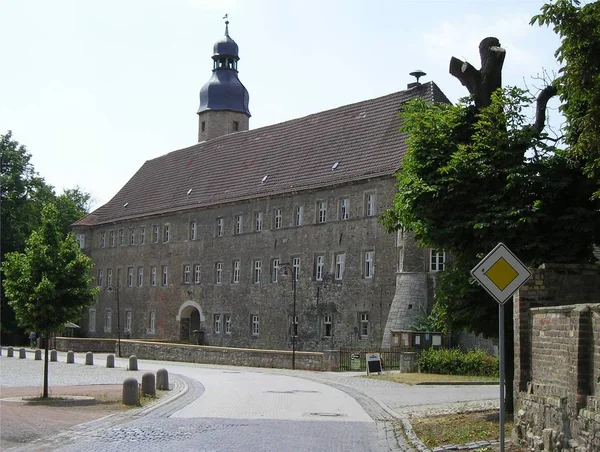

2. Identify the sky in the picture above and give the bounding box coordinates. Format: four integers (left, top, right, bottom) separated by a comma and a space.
1, 0, 563, 210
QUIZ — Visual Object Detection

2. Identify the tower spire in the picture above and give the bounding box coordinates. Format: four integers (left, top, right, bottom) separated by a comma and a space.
223, 14, 229, 36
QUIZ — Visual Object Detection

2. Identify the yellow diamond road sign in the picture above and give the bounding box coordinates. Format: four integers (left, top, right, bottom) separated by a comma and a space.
471, 243, 532, 304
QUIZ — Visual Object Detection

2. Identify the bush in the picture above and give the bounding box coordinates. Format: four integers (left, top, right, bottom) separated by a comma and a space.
417, 347, 498, 377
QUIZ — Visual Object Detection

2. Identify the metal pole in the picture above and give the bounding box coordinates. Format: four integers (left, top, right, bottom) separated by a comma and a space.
116, 285, 121, 358
499, 303, 505, 452
292, 274, 296, 370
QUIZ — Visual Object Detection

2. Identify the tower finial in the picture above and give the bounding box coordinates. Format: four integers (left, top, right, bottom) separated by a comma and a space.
223, 14, 229, 36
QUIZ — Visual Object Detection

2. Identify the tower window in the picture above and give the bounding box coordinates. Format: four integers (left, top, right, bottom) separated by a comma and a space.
201, 121, 206, 132
233, 121, 239, 131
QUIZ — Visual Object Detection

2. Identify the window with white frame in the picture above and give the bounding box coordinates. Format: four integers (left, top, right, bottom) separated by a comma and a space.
365, 193, 376, 217
271, 258, 280, 283
317, 201, 327, 223
315, 255, 324, 281
110, 231, 115, 247
293, 257, 300, 281
75, 234, 85, 249
127, 267, 134, 287
184, 265, 191, 283
89, 309, 96, 332
151, 266, 157, 286
161, 265, 168, 286
215, 262, 223, 284
291, 315, 299, 337
295, 206, 303, 226
253, 260, 262, 284
137, 267, 143, 287
140, 226, 146, 245
214, 314, 221, 334
335, 253, 346, 280
225, 314, 232, 334
251, 315, 259, 335
274, 208, 282, 229
124, 310, 132, 333
119, 229, 124, 246
163, 224, 170, 242
190, 221, 197, 240
232, 261, 240, 284
100, 232, 106, 248
105, 309, 112, 332
365, 251, 374, 279
360, 312, 370, 337
130, 228, 135, 245
153, 225, 159, 243
340, 198, 350, 220
149, 311, 156, 333
323, 314, 332, 337
430, 249, 446, 271
107, 268, 113, 286
234, 214, 243, 234
255, 212, 263, 232
194, 264, 201, 284
98, 269, 104, 287
216, 218, 224, 237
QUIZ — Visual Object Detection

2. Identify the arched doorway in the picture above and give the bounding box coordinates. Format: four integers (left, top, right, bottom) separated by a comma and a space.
176, 301, 205, 344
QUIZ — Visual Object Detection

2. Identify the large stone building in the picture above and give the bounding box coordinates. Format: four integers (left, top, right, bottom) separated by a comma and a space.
73, 22, 450, 351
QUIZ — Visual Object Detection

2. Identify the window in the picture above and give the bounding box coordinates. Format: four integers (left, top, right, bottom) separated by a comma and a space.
360, 312, 370, 337
163, 224, 170, 242
161, 265, 168, 286
291, 315, 299, 337
184, 265, 191, 284
104, 309, 112, 332
234, 215, 243, 234
315, 255, 324, 281
271, 258, 280, 283
251, 315, 259, 335
190, 221, 197, 240
194, 264, 201, 284
127, 267, 134, 287
216, 218, 224, 237
75, 234, 85, 249
214, 314, 221, 334
225, 314, 232, 334
295, 206, 303, 226
129, 228, 135, 245
149, 311, 156, 333
293, 257, 300, 281
340, 198, 350, 220
153, 225, 159, 243
255, 212, 263, 232
110, 231, 115, 247
89, 309, 96, 332
140, 227, 146, 245
335, 253, 345, 280
151, 266, 157, 286
365, 251, 374, 279
100, 232, 106, 248
323, 314, 332, 337
137, 267, 143, 287
253, 260, 262, 284
201, 121, 206, 132
124, 310, 132, 333
317, 201, 327, 223
366, 193, 376, 217
232, 261, 240, 283
119, 229, 124, 246
98, 269, 104, 287
215, 262, 223, 284
274, 208, 282, 229
233, 120, 239, 131
107, 268, 113, 287
430, 249, 446, 272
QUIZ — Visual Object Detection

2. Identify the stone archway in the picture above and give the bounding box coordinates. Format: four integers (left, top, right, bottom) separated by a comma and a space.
176, 300, 205, 343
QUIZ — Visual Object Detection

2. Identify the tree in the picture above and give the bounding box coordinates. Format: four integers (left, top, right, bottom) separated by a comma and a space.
2, 203, 97, 397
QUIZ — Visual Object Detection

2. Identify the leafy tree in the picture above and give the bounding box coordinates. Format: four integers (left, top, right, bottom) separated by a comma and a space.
2, 203, 97, 397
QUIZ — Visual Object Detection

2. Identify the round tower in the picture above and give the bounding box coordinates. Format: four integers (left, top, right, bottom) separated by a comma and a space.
197, 20, 251, 142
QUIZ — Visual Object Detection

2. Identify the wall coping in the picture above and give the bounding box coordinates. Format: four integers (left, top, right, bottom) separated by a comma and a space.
530, 303, 600, 314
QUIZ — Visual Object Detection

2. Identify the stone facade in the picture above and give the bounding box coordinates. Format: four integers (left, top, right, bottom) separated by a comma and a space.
513, 264, 600, 451
198, 110, 249, 142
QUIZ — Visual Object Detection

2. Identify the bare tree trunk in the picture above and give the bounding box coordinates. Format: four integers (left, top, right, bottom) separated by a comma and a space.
43, 332, 49, 398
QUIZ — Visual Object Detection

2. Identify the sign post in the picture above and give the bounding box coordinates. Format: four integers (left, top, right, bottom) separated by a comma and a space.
471, 243, 531, 452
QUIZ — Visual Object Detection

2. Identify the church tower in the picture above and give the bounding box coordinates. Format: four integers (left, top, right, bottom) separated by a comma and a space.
197, 20, 251, 142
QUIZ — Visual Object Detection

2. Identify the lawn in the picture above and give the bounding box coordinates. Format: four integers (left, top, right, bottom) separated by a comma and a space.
365, 372, 498, 385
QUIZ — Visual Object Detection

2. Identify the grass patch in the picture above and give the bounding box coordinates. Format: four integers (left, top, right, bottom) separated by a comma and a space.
410, 410, 511, 448
365, 372, 498, 385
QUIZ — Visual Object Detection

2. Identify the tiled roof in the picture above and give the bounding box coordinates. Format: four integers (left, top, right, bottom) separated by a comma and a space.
75, 82, 450, 227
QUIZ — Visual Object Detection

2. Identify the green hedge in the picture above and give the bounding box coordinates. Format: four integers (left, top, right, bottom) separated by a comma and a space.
417, 347, 499, 377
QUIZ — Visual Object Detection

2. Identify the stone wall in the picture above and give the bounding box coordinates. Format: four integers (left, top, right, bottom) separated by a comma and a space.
54, 337, 116, 353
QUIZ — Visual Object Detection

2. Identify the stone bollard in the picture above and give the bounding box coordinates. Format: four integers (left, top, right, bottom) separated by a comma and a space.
35, 349, 42, 360
66, 350, 75, 363
156, 368, 169, 390
7, 346, 14, 357
141, 372, 156, 397
85, 352, 94, 365
106, 354, 115, 368
122, 377, 139, 406
19, 348, 26, 359
128, 355, 138, 371
50, 350, 58, 362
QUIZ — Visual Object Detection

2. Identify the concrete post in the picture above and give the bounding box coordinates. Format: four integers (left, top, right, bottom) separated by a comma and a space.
141, 372, 156, 397
85, 352, 94, 365
19, 348, 26, 359
7, 346, 14, 357
106, 354, 115, 368
50, 350, 58, 362
128, 355, 138, 371
156, 368, 169, 390
35, 349, 42, 360
66, 350, 75, 363
122, 377, 139, 406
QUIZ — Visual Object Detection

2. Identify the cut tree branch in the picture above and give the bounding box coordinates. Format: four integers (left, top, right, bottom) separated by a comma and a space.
533, 85, 559, 133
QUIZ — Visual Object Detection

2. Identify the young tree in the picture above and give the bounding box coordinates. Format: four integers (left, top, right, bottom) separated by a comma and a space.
2, 203, 97, 397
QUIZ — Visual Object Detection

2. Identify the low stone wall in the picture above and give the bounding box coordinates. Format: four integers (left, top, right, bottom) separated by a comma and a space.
54, 337, 116, 353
